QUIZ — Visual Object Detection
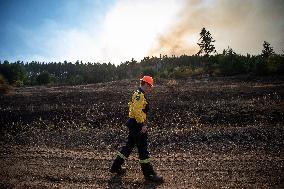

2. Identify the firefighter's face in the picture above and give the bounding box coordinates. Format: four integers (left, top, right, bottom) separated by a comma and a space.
144, 83, 152, 94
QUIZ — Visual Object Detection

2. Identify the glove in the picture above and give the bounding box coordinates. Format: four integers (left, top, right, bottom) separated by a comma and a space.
141, 125, 148, 133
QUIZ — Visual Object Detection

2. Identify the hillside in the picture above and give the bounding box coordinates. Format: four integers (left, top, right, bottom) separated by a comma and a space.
0, 77, 284, 188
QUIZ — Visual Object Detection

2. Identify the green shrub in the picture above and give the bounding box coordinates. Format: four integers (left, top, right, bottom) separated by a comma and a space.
0, 74, 10, 94
14, 80, 24, 87
266, 55, 284, 75
69, 74, 84, 85
191, 67, 205, 77
169, 66, 196, 79
159, 70, 169, 78
36, 72, 50, 85
0, 74, 5, 84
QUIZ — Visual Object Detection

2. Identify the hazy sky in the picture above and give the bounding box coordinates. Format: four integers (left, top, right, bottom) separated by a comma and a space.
0, 0, 283, 65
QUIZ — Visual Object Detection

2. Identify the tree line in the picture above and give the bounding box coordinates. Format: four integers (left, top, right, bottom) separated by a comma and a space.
0, 28, 283, 87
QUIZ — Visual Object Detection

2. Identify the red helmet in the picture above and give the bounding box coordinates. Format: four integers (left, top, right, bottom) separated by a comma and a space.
140, 76, 154, 87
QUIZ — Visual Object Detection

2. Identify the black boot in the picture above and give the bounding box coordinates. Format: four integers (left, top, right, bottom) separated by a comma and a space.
141, 163, 164, 183
141, 163, 155, 176
110, 168, 126, 175
145, 175, 164, 183
110, 156, 126, 175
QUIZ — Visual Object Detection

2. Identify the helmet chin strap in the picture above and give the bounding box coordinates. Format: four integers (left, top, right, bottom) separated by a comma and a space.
140, 85, 146, 92
141, 85, 151, 94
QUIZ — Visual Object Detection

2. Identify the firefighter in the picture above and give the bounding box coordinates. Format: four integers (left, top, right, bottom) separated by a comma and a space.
110, 76, 164, 183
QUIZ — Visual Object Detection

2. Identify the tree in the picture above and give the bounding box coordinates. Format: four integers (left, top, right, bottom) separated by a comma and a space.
197, 28, 216, 57
142, 67, 157, 77
224, 46, 236, 56
261, 41, 274, 58
36, 72, 50, 85
0, 61, 26, 84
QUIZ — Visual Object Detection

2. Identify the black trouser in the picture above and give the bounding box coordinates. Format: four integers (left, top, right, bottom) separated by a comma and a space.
111, 118, 155, 176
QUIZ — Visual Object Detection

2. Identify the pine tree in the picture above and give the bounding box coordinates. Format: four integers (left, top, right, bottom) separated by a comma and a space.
197, 28, 216, 57
261, 41, 274, 58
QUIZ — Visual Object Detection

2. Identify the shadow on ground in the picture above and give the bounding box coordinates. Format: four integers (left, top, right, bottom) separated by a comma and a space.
108, 174, 163, 189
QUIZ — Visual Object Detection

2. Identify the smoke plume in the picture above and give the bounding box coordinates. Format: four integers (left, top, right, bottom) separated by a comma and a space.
148, 0, 284, 57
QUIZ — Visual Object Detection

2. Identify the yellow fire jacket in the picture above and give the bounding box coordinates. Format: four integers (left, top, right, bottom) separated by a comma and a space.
128, 88, 149, 123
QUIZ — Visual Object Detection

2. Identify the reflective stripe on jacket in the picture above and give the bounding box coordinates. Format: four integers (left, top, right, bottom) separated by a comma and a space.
128, 88, 149, 123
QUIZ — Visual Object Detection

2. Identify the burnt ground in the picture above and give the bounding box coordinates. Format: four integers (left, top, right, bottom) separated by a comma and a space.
0, 77, 284, 188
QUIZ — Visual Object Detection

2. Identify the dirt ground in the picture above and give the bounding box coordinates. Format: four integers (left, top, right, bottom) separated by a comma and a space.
0, 77, 284, 188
